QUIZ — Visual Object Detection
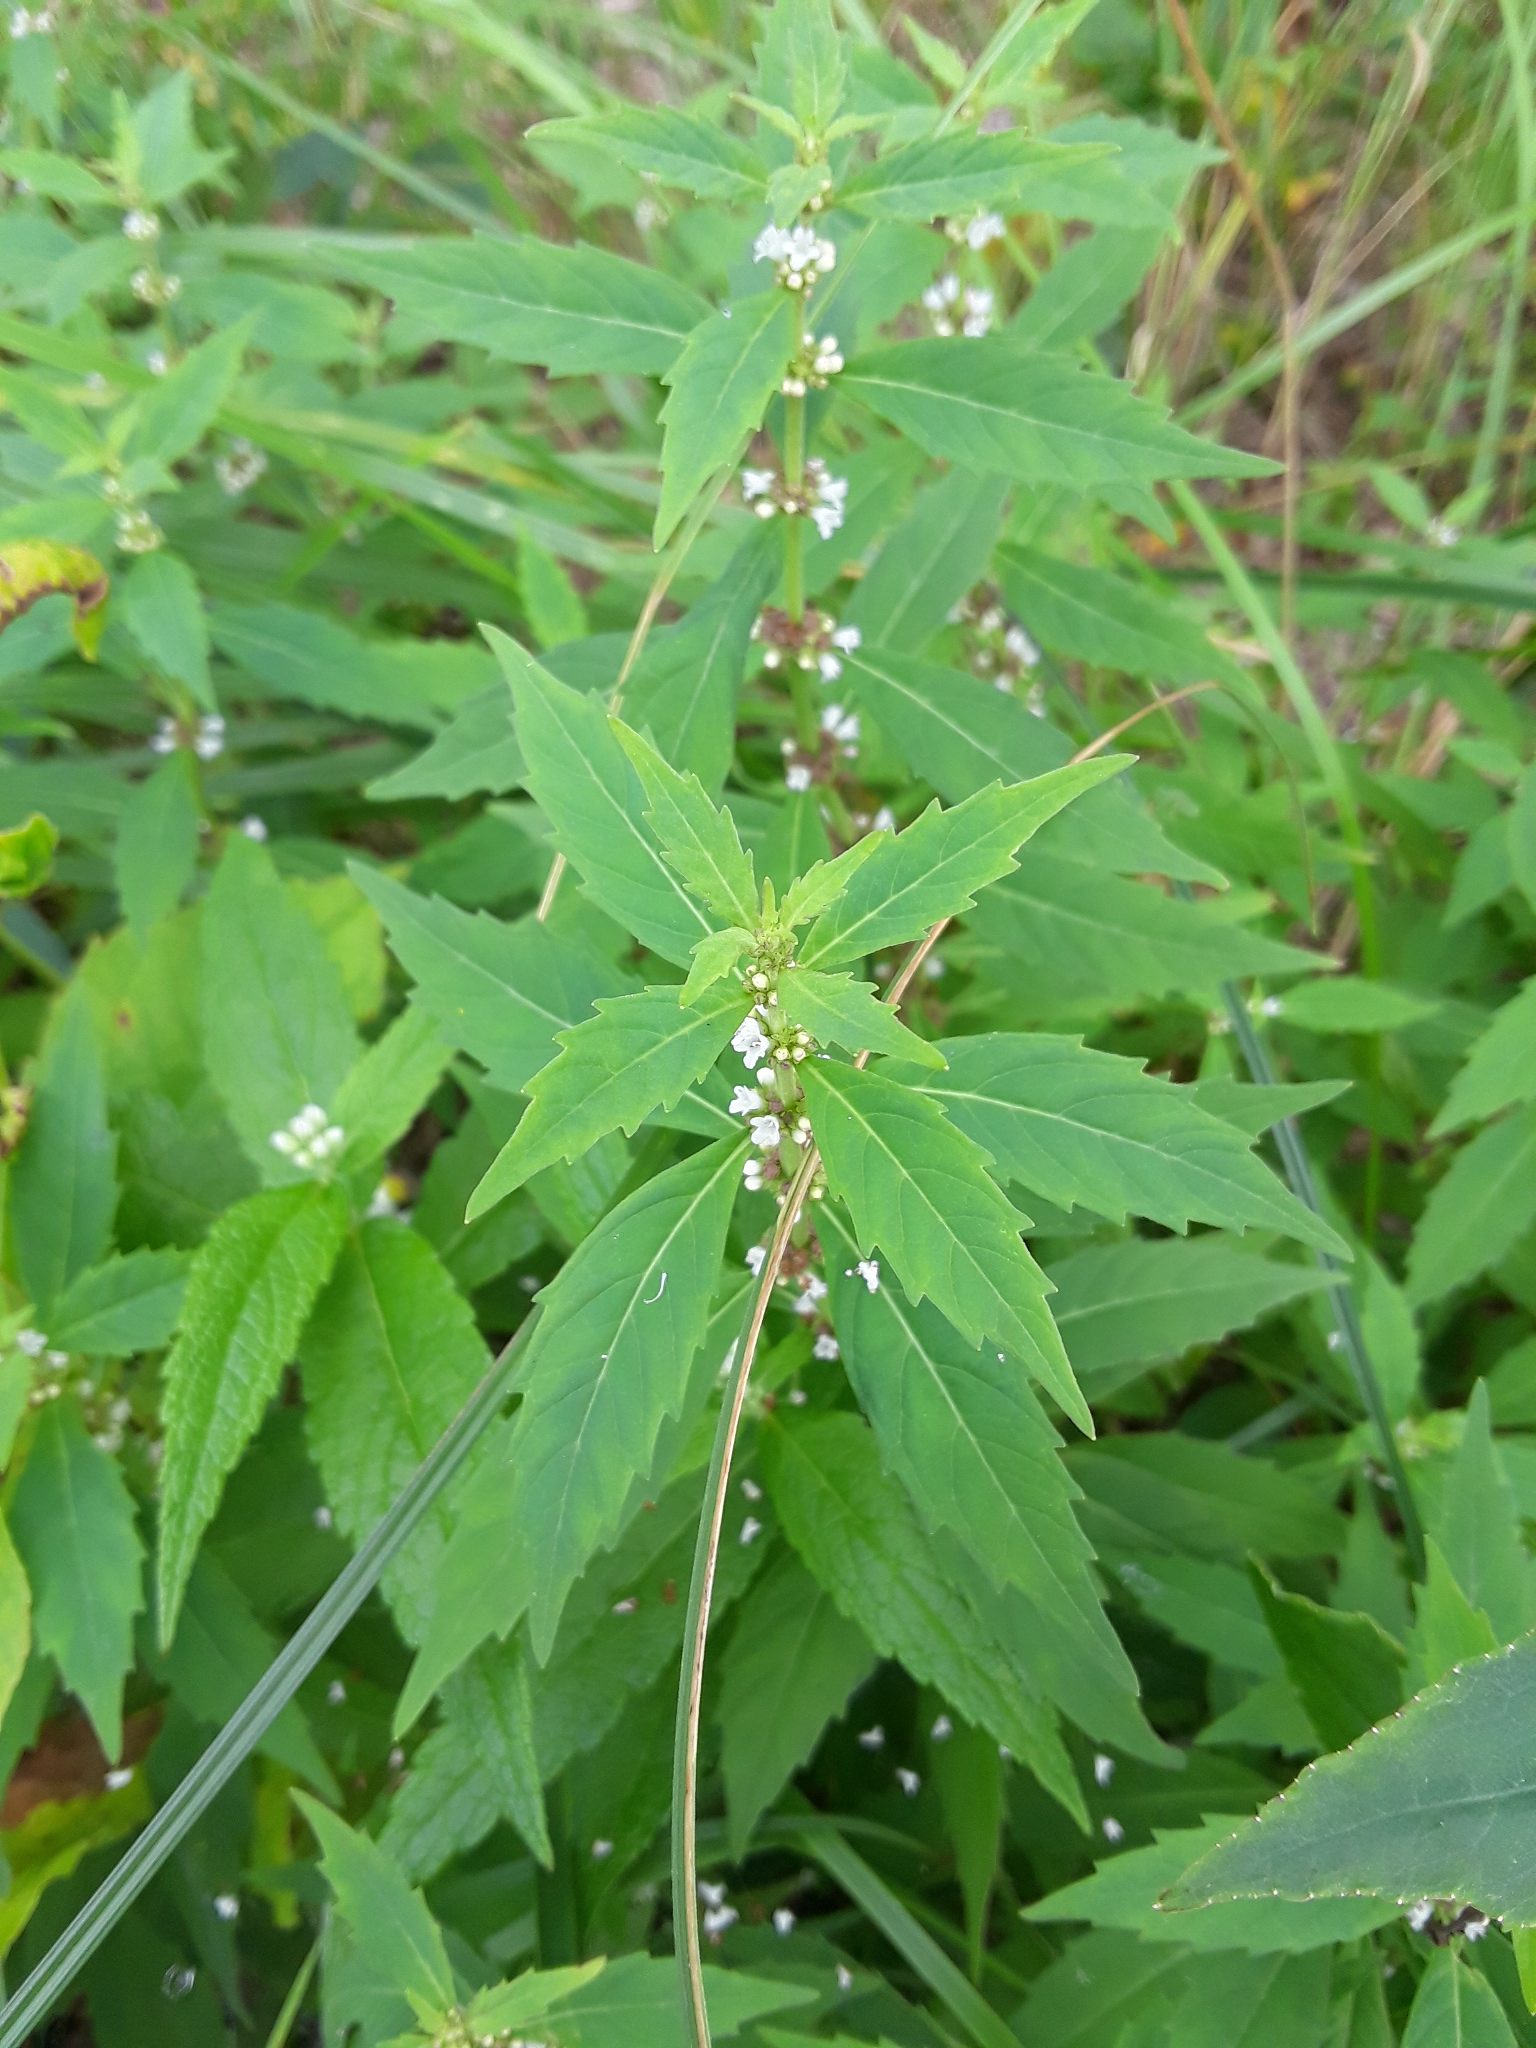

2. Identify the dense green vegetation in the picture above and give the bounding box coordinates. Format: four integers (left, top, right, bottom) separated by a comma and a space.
1, 1, 1534, 2043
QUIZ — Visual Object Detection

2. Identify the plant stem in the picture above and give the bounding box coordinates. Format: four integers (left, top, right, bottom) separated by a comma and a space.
779, 302, 819, 752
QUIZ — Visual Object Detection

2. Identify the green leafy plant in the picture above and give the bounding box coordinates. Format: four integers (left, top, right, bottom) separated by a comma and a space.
1, 1, 1534, 2044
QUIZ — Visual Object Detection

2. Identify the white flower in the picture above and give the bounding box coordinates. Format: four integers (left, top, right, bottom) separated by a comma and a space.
1427, 516, 1461, 548
931, 1714, 953, 1742
271, 1104, 346, 1173
895, 1767, 921, 1796
698, 1880, 728, 1908
744, 1245, 768, 1276
703, 1904, 739, 1938
1093, 1753, 1115, 1787
193, 714, 225, 761
831, 624, 861, 653
1003, 623, 1040, 668
813, 1331, 840, 1361
807, 463, 848, 541
964, 211, 1006, 250
801, 1274, 828, 1304
871, 805, 897, 833
743, 1157, 766, 1192
857, 1725, 885, 1751
240, 814, 268, 841
1406, 1900, 1435, 1932
116, 507, 163, 554
756, 1065, 777, 1087
146, 349, 169, 377
749, 1113, 782, 1151
753, 223, 793, 264
739, 1516, 762, 1545
785, 762, 812, 793
732, 1014, 771, 1066
811, 332, 843, 377
367, 1181, 405, 1219
591, 1838, 614, 1861
923, 273, 962, 312
1102, 1816, 1124, 1845
1463, 1911, 1490, 1940
104, 1766, 134, 1790
740, 466, 776, 502
836, 1963, 854, 1991
212, 1893, 239, 1922
216, 438, 268, 497
123, 209, 160, 241
326, 1679, 347, 1705
313, 1505, 333, 1530
820, 703, 859, 748
850, 1259, 880, 1293
773, 1906, 797, 1935
15, 1327, 47, 1358
730, 1085, 764, 1118
961, 286, 994, 338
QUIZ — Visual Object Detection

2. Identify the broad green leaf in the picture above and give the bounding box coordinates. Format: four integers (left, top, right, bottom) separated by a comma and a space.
1431, 1381, 1536, 1644
1402, 1951, 1518, 2048
330, 1004, 450, 1179
974, 849, 1326, 1009
656, 291, 796, 544
489, 627, 714, 961
1189, 1075, 1352, 1136
798, 763, 1128, 971
0, 1511, 29, 1730
350, 867, 630, 1097
764, 1411, 1085, 1824
802, 1060, 1090, 1430
839, 644, 1219, 882
1406, 1107, 1536, 1305
444, 1646, 551, 1866
1046, 1236, 1329, 1391
900, 1034, 1345, 1252
365, 686, 523, 803
1028, 1819, 1395, 1953
1013, 226, 1165, 350
1411, 1542, 1499, 1690
468, 983, 739, 1215
681, 928, 751, 1005
294, 1795, 455, 2012
299, 1220, 492, 1642
531, 110, 765, 199
0, 146, 115, 204
9, 1400, 143, 1759
1066, 1433, 1345, 1562
611, 717, 757, 925
45, 1247, 188, 1356
843, 469, 1008, 652
201, 834, 360, 1182
120, 551, 213, 709
1510, 763, 1536, 911
118, 68, 232, 203
1162, 1635, 1536, 1922
1250, 1565, 1404, 1751
9, 990, 117, 1317
996, 544, 1249, 689
844, 340, 1276, 488
779, 966, 945, 1066
777, 832, 885, 930
0, 813, 57, 897
212, 600, 483, 730
468, 1954, 812, 2044
1270, 976, 1441, 1033
820, 1206, 1151, 1753
405, 1139, 742, 1707
1432, 977, 1536, 1133
754, 0, 845, 135
157, 1182, 348, 1644
841, 132, 1105, 219
344, 236, 708, 376
719, 1552, 877, 1854
114, 752, 199, 938
122, 323, 247, 469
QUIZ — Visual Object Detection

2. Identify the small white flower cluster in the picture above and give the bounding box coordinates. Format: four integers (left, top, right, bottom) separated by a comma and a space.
1427, 516, 1461, 548
845, 1258, 880, 1293
819, 702, 860, 754
122, 209, 160, 242
270, 1103, 345, 1172
948, 210, 1006, 251
91, 1392, 132, 1453
151, 713, 225, 760
922, 273, 994, 338
753, 221, 837, 291
633, 193, 666, 233
240, 814, 268, 841
9, 5, 55, 34
115, 506, 163, 554
953, 590, 1042, 693
16, 1326, 70, 1404
781, 333, 844, 397
698, 1877, 739, 1940
754, 608, 862, 683
740, 458, 848, 541
216, 438, 267, 497
146, 348, 169, 376
131, 268, 182, 308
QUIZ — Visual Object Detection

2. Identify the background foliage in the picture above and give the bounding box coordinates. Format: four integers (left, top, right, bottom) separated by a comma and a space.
0, 0, 1534, 2043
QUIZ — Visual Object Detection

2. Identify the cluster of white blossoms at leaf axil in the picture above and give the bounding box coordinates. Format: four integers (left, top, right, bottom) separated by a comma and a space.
8, 5, 55, 34
922, 272, 994, 338
947, 209, 1006, 251
751, 603, 860, 681
151, 712, 226, 760
122, 208, 160, 242
14, 1325, 68, 1401
780, 332, 843, 397
270, 1103, 345, 1172
216, 438, 268, 496
114, 505, 163, 554
740, 457, 848, 541
131, 267, 182, 308
951, 584, 1043, 698
752, 220, 836, 291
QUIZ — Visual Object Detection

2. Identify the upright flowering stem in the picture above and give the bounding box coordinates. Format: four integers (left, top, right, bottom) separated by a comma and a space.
779, 304, 819, 751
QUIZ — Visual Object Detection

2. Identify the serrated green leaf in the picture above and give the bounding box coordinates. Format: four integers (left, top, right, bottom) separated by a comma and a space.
799, 763, 1127, 971
996, 543, 1249, 689
1403, 1950, 1518, 2048
0, 146, 116, 205
1432, 1382, 1536, 1644
754, 0, 845, 135
1510, 763, 1536, 912
10, 1400, 142, 1760
1013, 226, 1165, 350
470, 1953, 812, 2044
45, 1247, 188, 1357
1250, 1564, 1404, 1751
9, 990, 117, 1319
122, 322, 247, 469
1406, 1107, 1536, 1305
611, 716, 757, 925
681, 928, 752, 1005
779, 966, 944, 1066
119, 550, 213, 709
764, 1410, 1085, 1823
719, 1551, 877, 1855
1066, 1433, 1346, 1562
343, 236, 709, 376
489, 627, 714, 961
299, 1220, 492, 1642
1161, 1633, 1536, 1922
294, 1794, 455, 2013
778, 831, 885, 929
844, 339, 1276, 488
366, 686, 524, 803
803, 1060, 1089, 1430
468, 983, 740, 1215
840, 132, 1106, 219
157, 1182, 348, 1645
1271, 976, 1441, 1033
531, 110, 765, 199
1432, 977, 1536, 1134
655, 291, 796, 544
114, 751, 199, 938
330, 1004, 450, 1178
202, 834, 360, 1183
899, 1033, 1345, 1252
843, 468, 1007, 652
